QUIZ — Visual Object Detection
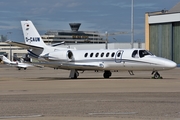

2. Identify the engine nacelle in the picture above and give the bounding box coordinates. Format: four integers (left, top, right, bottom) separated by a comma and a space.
42, 50, 74, 61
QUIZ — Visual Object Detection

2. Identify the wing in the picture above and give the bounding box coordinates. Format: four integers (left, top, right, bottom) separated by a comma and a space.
60, 63, 104, 70
31, 62, 104, 70
17, 63, 33, 68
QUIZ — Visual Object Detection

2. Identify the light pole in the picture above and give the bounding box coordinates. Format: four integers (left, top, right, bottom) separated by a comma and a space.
105, 31, 108, 49
131, 0, 134, 48
104, 31, 129, 49
7, 32, 12, 61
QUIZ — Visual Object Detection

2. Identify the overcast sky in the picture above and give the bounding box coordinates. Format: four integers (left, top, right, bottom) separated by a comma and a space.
0, 0, 180, 43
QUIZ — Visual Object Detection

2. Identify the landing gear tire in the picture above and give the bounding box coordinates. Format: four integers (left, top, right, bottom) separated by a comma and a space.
103, 71, 112, 78
152, 71, 163, 79
69, 70, 79, 79
71, 73, 77, 79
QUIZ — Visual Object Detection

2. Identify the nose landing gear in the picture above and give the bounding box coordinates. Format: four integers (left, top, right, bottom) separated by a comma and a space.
152, 71, 163, 79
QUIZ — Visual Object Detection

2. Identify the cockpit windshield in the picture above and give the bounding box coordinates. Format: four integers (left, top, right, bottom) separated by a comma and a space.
132, 50, 153, 58
139, 50, 153, 58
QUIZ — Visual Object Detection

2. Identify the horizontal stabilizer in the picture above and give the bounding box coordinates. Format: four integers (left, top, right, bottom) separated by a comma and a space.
6, 40, 43, 50
51, 41, 65, 47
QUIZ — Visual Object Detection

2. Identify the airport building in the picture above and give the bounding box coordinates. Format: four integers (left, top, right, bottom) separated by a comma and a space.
145, 2, 180, 64
41, 23, 106, 44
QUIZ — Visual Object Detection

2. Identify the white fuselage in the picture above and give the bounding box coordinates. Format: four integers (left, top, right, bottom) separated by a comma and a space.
19, 20, 176, 72
0, 55, 33, 69
38, 48, 177, 71
7, 20, 176, 78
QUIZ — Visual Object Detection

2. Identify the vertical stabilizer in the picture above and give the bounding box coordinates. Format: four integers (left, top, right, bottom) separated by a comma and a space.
21, 20, 47, 48
0, 55, 12, 64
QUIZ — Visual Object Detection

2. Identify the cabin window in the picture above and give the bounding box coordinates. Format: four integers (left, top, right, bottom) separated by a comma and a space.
90, 53, 93, 57
139, 50, 153, 58
84, 53, 88, 57
95, 53, 99, 57
132, 50, 138, 58
117, 52, 121, 57
111, 52, 115, 57
101, 53, 104, 57
106, 52, 109, 57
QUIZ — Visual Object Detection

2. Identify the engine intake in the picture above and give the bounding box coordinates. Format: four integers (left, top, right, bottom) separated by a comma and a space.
67, 50, 73, 60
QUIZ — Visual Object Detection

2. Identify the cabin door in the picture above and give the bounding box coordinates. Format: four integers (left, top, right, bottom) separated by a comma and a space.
115, 50, 124, 63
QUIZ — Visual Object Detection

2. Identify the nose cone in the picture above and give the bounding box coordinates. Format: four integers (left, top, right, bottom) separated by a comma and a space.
163, 59, 177, 70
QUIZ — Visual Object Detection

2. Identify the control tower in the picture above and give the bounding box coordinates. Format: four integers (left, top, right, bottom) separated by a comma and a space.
69, 23, 81, 32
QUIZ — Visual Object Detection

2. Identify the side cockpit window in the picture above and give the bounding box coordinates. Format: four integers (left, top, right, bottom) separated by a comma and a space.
132, 50, 138, 58
139, 50, 153, 58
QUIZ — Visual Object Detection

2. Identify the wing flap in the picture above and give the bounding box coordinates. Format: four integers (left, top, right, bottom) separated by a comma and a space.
60, 63, 103, 70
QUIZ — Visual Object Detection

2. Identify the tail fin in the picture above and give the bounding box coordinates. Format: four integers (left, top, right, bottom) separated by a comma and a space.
21, 20, 47, 48
0, 55, 12, 64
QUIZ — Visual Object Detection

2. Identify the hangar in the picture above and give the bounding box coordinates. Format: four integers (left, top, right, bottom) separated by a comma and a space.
145, 2, 180, 64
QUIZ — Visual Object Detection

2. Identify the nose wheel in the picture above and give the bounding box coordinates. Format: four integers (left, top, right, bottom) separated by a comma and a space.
152, 71, 163, 79
103, 70, 112, 78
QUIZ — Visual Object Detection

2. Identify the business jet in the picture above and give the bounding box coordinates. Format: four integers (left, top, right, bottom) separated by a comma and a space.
6, 20, 177, 79
0, 55, 33, 70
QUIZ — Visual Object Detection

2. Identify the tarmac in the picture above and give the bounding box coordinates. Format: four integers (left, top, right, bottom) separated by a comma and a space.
0, 64, 180, 120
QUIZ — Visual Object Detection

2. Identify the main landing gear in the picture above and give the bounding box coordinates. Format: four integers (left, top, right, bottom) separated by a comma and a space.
152, 71, 163, 79
69, 69, 79, 79
103, 70, 112, 78
18, 67, 27, 70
